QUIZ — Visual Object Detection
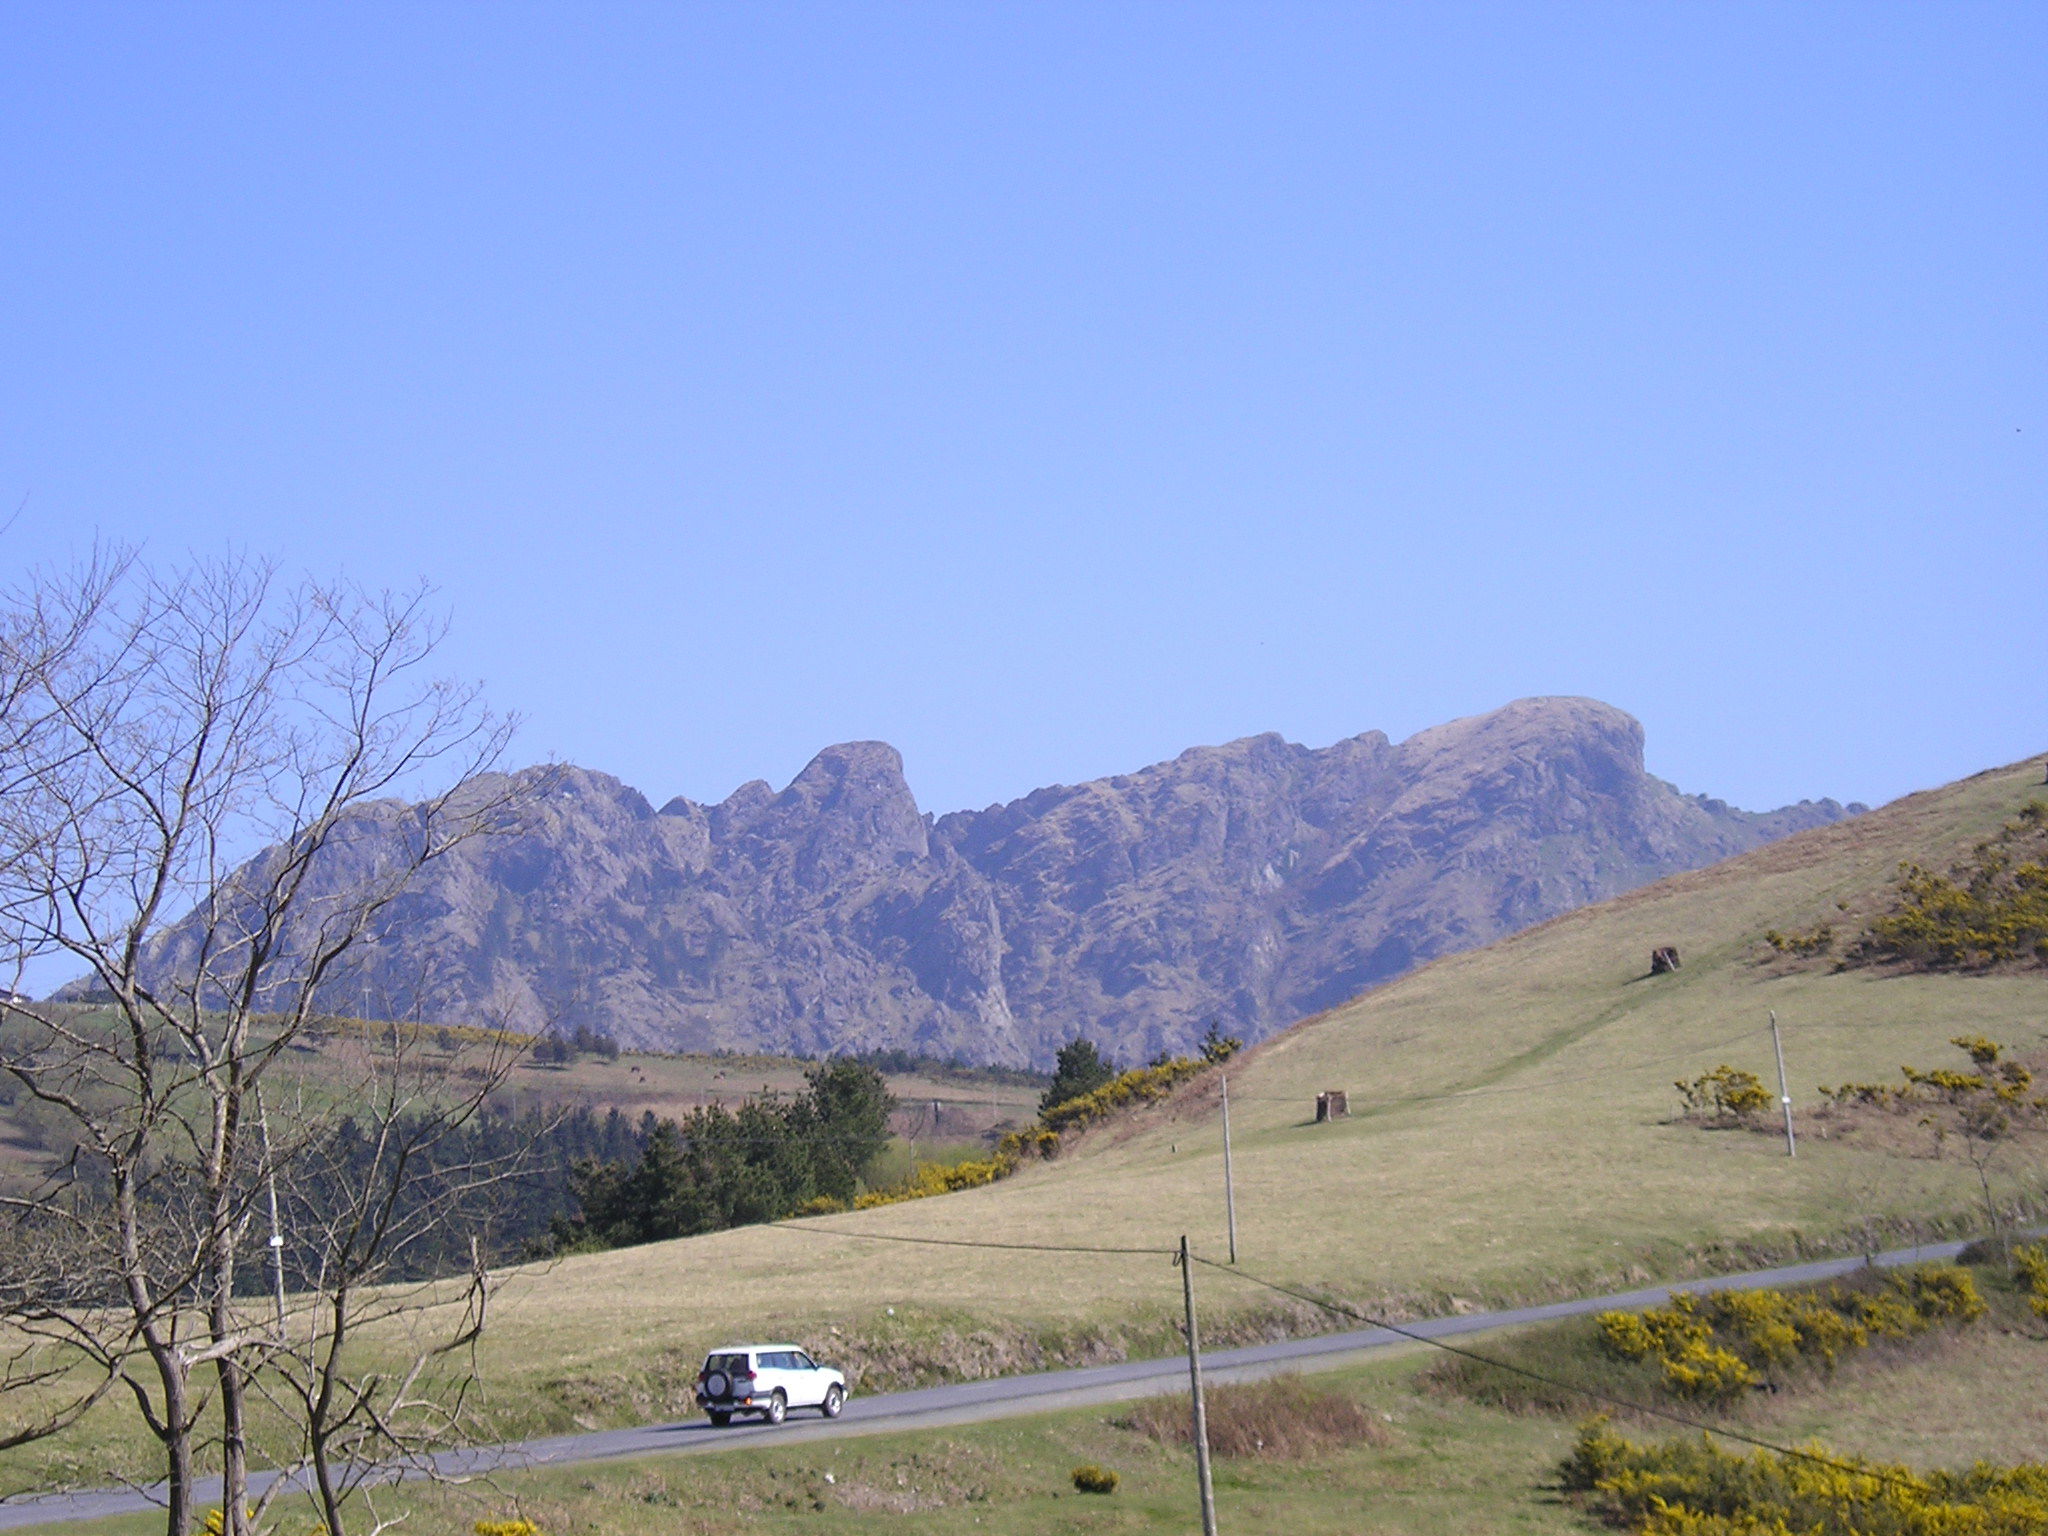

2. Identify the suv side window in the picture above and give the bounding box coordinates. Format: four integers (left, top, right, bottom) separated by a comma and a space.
760, 1351, 790, 1369
792, 1352, 816, 1370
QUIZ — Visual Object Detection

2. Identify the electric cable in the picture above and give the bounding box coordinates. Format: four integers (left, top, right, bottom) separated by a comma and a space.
764, 1215, 1951, 1492
1189, 1252, 1947, 1495
1223, 1023, 1773, 1106
767, 1222, 1175, 1256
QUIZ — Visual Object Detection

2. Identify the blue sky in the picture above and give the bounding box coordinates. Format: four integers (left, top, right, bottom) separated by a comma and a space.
3, 2, 2042, 820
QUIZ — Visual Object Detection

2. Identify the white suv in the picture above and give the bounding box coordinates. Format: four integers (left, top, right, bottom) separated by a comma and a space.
695, 1344, 847, 1427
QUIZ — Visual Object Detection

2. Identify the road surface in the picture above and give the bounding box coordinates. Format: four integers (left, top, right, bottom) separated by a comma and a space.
0, 1233, 1982, 1530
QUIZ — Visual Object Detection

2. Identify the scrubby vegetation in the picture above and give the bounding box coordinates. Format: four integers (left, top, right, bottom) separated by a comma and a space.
1674, 1065, 1773, 1126
1430, 1265, 1987, 1416
852, 1149, 1014, 1209
1039, 1043, 1229, 1136
1762, 921, 1836, 957
1560, 1415, 2048, 1535
2013, 1240, 2048, 1321
1819, 1034, 2042, 1117
1852, 801, 2048, 970
1592, 1266, 1984, 1404
1068, 1464, 1118, 1493
1813, 1038, 2047, 1248
1124, 1375, 1389, 1460
852, 1028, 1241, 1208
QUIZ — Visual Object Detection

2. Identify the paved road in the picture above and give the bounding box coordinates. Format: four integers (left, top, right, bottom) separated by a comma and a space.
0, 1234, 1981, 1531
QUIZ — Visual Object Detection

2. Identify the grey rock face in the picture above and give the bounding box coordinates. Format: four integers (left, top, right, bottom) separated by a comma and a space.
132, 698, 1856, 1067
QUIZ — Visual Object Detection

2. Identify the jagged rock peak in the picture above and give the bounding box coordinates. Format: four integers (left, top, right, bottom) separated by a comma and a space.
129, 698, 1856, 1067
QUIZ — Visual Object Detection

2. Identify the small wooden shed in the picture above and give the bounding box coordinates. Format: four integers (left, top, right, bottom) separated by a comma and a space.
1315, 1090, 1350, 1122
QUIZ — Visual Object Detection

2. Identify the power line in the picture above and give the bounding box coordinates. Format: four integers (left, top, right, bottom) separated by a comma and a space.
1223, 1024, 1772, 1107
765, 1213, 1985, 1495
1189, 1254, 1943, 1495
768, 1222, 1175, 1257
768, 1216, 1953, 1492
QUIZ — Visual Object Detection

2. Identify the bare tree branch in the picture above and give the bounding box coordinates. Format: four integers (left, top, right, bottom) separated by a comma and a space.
0, 555, 530, 1536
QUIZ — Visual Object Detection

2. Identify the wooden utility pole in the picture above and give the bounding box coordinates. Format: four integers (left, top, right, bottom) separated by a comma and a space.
1769, 1010, 1796, 1159
259, 1094, 287, 1337
1179, 1235, 1218, 1536
1220, 1075, 1239, 1264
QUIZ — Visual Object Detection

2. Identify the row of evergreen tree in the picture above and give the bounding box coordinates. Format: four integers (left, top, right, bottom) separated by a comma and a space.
553, 1059, 895, 1250
278, 1060, 897, 1276
284, 1032, 1245, 1278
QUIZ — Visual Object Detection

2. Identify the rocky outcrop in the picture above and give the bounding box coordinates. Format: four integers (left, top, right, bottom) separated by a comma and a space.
129, 698, 1858, 1066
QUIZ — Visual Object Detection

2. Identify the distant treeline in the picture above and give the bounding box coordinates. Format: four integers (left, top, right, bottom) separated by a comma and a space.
530, 1023, 621, 1065
556, 1060, 894, 1250
268, 1059, 899, 1276
274, 1100, 656, 1283
828, 1046, 1047, 1088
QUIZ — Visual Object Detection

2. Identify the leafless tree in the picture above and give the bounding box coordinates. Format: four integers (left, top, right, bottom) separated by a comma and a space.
0, 554, 523, 1536
245, 1002, 536, 1536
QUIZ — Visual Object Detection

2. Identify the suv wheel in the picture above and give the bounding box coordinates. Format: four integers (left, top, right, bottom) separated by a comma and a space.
764, 1389, 787, 1426
708, 1410, 732, 1428
821, 1385, 845, 1419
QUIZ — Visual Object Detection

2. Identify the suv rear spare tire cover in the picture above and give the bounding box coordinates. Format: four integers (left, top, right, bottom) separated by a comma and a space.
704, 1370, 731, 1398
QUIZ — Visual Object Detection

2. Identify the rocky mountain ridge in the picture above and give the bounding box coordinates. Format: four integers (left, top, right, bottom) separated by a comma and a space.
133, 697, 1859, 1067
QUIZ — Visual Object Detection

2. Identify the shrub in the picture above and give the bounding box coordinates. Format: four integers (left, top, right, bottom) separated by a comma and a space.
1071, 1464, 1118, 1494
2012, 1241, 2048, 1320
1674, 1065, 1773, 1124
1762, 923, 1835, 957
1856, 806, 2048, 969
1592, 1266, 1984, 1403
1820, 1037, 2044, 1129
1126, 1375, 1389, 1459
475, 1522, 544, 1536
1819, 1081, 1897, 1109
851, 1044, 1231, 1210
1885, 1263, 1987, 1323
1559, 1416, 2048, 1535
1001, 1125, 1061, 1160
1041, 1055, 1211, 1135
853, 1152, 1013, 1209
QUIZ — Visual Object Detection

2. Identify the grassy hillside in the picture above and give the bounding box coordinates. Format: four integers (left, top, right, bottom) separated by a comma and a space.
454, 753, 2048, 1431
4, 754, 2043, 1496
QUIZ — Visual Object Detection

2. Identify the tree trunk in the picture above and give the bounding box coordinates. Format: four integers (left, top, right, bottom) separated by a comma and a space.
153, 1354, 197, 1536
215, 1352, 248, 1536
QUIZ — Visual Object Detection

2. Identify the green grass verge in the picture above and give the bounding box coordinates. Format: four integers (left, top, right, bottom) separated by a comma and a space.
13, 1276, 2047, 1536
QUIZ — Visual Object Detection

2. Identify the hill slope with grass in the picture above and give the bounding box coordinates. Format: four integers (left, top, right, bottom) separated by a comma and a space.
5, 752, 2037, 1499
452, 750, 2045, 1437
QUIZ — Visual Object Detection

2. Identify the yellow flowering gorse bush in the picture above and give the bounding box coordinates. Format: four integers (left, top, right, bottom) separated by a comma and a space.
1561, 1417, 2048, 1536
852, 1047, 1230, 1208
1594, 1266, 1984, 1404
2012, 1241, 2048, 1321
